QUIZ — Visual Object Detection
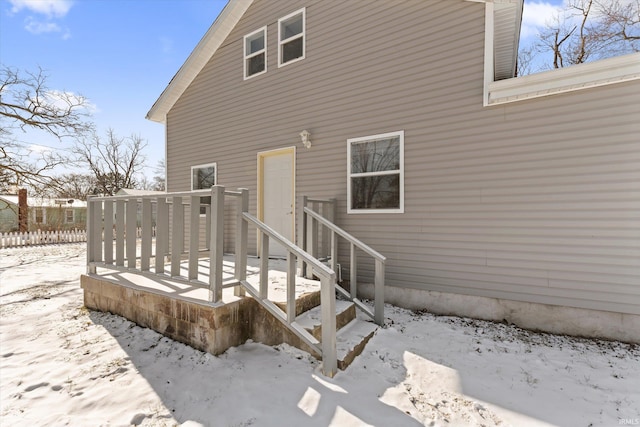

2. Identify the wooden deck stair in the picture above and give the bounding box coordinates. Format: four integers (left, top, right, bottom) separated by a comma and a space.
289, 297, 378, 370
269, 283, 381, 371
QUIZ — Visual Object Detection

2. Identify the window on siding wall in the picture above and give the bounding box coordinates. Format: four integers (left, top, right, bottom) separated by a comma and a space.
191, 163, 217, 215
244, 27, 266, 79
35, 208, 44, 224
347, 131, 404, 214
65, 209, 74, 223
278, 8, 305, 67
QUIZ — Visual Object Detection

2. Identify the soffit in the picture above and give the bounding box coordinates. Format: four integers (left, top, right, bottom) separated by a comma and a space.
494, 0, 523, 80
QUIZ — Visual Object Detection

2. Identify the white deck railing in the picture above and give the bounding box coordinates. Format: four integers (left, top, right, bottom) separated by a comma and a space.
86, 186, 338, 377
301, 196, 386, 326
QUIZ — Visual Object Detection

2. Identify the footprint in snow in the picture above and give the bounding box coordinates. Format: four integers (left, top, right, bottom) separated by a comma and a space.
24, 382, 49, 392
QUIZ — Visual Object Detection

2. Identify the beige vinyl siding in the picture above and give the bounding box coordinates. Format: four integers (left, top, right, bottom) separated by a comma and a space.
165, 0, 640, 315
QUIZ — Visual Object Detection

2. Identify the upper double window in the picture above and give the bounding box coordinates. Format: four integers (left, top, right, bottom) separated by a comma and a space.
243, 8, 306, 79
278, 8, 305, 67
244, 8, 306, 80
244, 27, 267, 79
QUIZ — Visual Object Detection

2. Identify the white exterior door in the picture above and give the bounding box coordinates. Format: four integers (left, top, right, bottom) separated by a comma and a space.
259, 148, 295, 258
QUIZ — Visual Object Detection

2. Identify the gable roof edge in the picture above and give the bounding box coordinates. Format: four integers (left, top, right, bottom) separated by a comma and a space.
146, 0, 254, 123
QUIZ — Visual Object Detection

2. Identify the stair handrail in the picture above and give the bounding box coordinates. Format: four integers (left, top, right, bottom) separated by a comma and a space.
302, 204, 386, 326
240, 211, 338, 377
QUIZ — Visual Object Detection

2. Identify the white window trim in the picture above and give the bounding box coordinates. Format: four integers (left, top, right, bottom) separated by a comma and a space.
191, 162, 218, 216
65, 209, 74, 223
347, 130, 404, 214
243, 26, 267, 80
278, 8, 305, 68
191, 162, 218, 190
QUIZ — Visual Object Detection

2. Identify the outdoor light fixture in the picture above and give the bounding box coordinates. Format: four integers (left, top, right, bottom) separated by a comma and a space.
300, 129, 311, 149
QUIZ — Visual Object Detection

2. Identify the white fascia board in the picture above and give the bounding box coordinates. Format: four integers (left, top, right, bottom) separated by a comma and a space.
146, 0, 254, 123
487, 52, 640, 105
483, 1, 494, 107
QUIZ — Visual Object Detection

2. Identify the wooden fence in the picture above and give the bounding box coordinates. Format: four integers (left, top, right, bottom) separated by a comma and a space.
0, 229, 88, 248
0, 229, 87, 249
1, 227, 156, 249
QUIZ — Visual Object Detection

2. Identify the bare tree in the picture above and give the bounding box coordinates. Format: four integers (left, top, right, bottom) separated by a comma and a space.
73, 129, 147, 196
139, 159, 166, 192
45, 173, 97, 199
0, 65, 93, 190
521, 0, 640, 74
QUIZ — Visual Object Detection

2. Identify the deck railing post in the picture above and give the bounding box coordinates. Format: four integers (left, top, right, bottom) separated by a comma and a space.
115, 200, 125, 266
320, 273, 337, 377
126, 197, 137, 269
189, 195, 200, 280
374, 259, 385, 326
234, 188, 249, 296
260, 233, 269, 299
86, 197, 97, 274
287, 252, 296, 323
311, 202, 318, 260
299, 195, 308, 278
328, 198, 336, 262
350, 243, 357, 298
331, 231, 337, 273
155, 197, 168, 273
93, 199, 103, 270
171, 196, 184, 276
141, 198, 152, 271
103, 200, 114, 264
205, 204, 211, 250
209, 185, 224, 302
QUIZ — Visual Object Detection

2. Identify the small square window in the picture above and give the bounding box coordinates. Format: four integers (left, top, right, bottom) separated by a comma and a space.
347, 131, 404, 213
192, 163, 217, 215
278, 9, 305, 67
35, 208, 44, 224
244, 27, 267, 79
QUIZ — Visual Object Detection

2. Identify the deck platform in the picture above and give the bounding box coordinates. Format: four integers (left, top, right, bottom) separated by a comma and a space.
81, 256, 377, 370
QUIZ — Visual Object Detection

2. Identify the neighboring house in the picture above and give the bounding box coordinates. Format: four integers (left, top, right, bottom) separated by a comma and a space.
115, 188, 165, 227
0, 195, 87, 233
146, 0, 640, 341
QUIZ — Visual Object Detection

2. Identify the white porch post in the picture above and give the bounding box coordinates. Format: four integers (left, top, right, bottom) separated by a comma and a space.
209, 185, 224, 302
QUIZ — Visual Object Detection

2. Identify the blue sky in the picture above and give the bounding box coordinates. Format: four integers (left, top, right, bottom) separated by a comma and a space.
1, 0, 562, 180
1, 0, 227, 177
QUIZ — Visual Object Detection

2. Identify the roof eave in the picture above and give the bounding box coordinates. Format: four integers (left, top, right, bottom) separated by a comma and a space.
146, 0, 254, 123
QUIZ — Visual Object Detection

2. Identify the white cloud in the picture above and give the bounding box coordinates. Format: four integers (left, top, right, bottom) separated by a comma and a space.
24, 16, 60, 34
44, 90, 98, 114
10, 0, 73, 38
28, 144, 53, 154
9, 0, 73, 18
521, 1, 563, 39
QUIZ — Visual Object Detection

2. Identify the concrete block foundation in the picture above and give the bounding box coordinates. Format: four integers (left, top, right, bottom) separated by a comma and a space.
358, 283, 640, 344
81, 274, 323, 358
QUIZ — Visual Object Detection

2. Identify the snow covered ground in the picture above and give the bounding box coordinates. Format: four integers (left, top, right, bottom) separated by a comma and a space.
1, 243, 638, 427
